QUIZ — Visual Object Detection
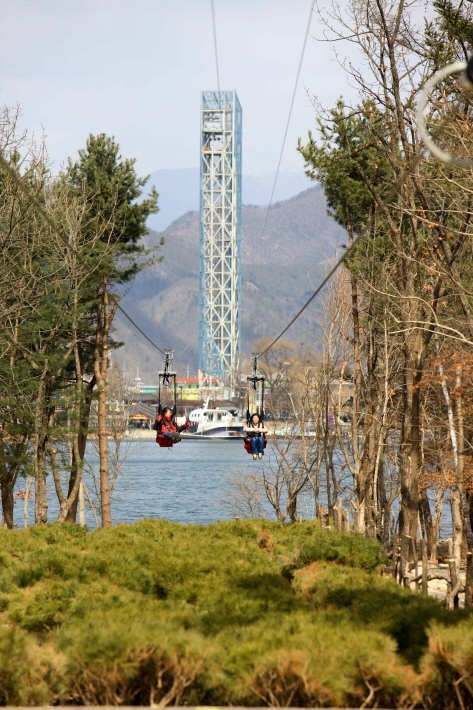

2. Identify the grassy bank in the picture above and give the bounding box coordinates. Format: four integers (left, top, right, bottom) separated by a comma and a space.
0, 520, 472, 707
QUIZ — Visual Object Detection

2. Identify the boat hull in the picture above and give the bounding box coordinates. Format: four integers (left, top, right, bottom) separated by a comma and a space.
181, 431, 244, 441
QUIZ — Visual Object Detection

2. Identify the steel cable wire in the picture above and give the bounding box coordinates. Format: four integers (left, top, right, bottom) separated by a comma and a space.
0, 150, 165, 355
258, 0, 315, 243
416, 60, 472, 167
258, 70, 473, 359
258, 154, 423, 357
210, 0, 221, 92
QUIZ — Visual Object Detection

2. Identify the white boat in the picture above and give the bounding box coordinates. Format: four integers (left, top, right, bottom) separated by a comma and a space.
180, 399, 245, 441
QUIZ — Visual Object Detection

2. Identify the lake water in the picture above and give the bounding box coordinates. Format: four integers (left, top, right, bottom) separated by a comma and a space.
16, 439, 268, 528
14, 439, 454, 537
103, 439, 261, 525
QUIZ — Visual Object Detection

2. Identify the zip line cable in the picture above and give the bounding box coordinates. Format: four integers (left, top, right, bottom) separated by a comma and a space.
258, 0, 315, 242
258, 243, 362, 357
114, 307, 165, 355
0, 151, 165, 356
416, 59, 473, 166
258, 66, 471, 360
210, 0, 221, 92
3, 61, 463, 381
258, 154, 423, 358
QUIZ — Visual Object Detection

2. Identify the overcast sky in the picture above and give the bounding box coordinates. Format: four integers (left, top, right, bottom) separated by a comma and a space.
0, 0, 358, 178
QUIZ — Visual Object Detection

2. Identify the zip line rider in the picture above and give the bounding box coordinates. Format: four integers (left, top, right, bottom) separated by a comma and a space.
154, 407, 190, 445
244, 413, 268, 460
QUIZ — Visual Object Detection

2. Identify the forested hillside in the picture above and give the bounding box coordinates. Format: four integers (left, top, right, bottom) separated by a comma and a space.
115, 186, 343, 377
145, 167, 313, 232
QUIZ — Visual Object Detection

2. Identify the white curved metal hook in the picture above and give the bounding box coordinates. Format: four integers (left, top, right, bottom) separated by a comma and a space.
416, 60, 473, 167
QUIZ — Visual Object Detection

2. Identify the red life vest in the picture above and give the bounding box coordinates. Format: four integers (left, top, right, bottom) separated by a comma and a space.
155, 415, 178, 448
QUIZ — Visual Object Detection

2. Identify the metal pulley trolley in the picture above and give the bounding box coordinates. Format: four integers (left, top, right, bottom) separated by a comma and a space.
154, 349, 180, 449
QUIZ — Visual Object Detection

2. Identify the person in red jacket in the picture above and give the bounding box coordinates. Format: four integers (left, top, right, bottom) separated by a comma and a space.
154, 407, 190, 446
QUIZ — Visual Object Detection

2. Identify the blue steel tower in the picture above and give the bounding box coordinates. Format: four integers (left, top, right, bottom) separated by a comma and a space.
199, 91, 242, 395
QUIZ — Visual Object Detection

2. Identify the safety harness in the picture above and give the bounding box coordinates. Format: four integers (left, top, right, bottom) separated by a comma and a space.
154, 350, 179, 448
244, 354, 267, 454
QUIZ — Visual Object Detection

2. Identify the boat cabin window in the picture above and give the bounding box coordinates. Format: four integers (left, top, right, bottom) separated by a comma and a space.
207, 413, 213, 422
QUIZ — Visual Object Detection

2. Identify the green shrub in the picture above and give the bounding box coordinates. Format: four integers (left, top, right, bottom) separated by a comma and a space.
0, 626, 59, 704
421, 619, 473, 709
292, 560, 470, 667
245, 623, 419, 708
0, 519, 470, 706
292, 529, 387, 571
57, 609, 210, 705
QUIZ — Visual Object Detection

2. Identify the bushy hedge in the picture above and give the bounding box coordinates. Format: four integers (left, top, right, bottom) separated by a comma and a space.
292, 528, 388, 571
0, 520, 471, 706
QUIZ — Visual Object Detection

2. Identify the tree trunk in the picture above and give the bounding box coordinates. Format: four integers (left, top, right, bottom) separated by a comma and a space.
24, 477, 32, 528
97, 376, 112, 526
0, 470, 14, 529
399, 331, 423, 541
469, 493, 473, 535
408, 363, 422, 541
79, 480, 86, 525
419, 488, 434, 559
33, 369, 51, 525
363, 419, 379, 538
65, 461, 79, 523
65, 377, 95, 522
399, 381, 413, 537
436, 347, 463, 566
287, 496, 297, 523
35, 433, 48, 524
377, 458, 389, 544
47, 443, 79, 522
348, 227, 366, 533
94, 284, 116, 527
455, 366, 473, 551
432, 488, 444, 561
0, 442, 20, 530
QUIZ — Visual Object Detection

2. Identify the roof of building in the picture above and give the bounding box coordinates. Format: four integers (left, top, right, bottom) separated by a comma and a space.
126, 402, 156, 418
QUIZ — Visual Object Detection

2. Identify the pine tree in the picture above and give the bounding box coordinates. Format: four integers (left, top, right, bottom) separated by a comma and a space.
64, 134, 160, 526
66, 133, 160, 283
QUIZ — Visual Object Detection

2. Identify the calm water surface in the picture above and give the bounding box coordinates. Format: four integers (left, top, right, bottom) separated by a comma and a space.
106, 439, 260, 525
15, 439, 454, 536
16, 439, 266, 528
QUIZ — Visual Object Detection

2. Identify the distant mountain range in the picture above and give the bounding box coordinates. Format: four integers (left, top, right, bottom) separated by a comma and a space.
114, 185, 345, 382
145, 167, 314, 232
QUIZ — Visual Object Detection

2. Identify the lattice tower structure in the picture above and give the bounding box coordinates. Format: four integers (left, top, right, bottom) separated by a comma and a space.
199, 91, 242, 397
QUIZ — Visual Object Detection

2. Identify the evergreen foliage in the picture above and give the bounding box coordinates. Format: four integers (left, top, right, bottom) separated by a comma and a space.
0, 124, 162, 526
65, 133, 160, 283
291, 529, 387, 571
298, 100, 391, 237
0, 520, 470, 706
